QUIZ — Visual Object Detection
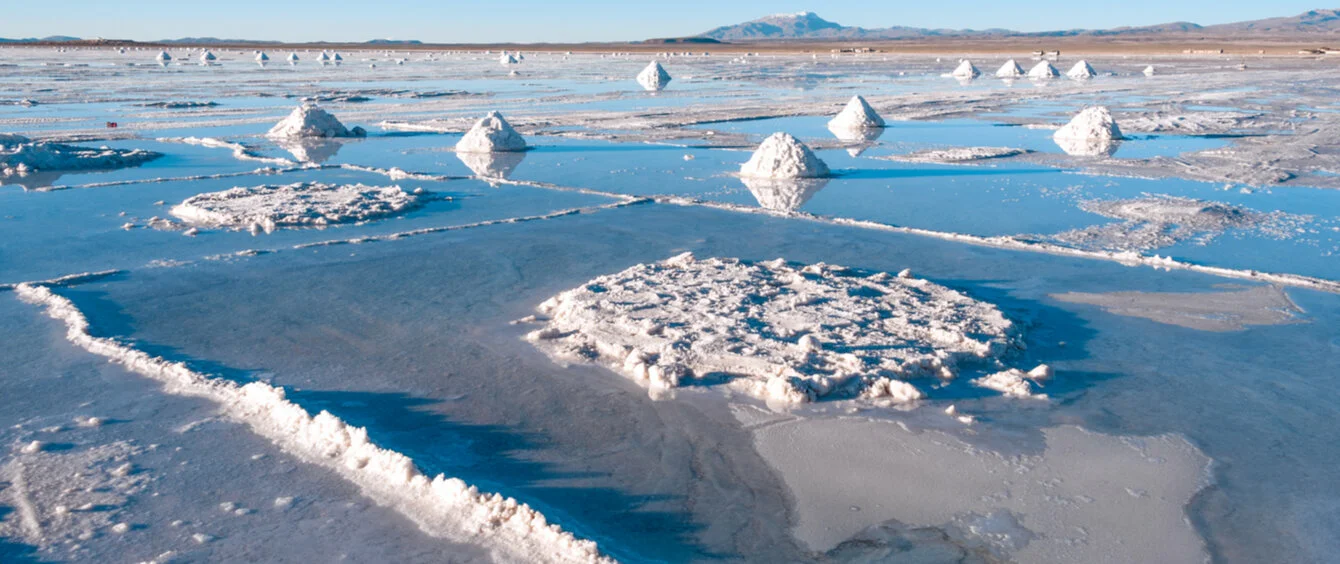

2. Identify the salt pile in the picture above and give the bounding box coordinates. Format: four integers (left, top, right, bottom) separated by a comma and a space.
266, 104, 367, 139
1144, 65, 1156, 76
827, 95, 884, 131
1066, 60, 1097, 79
951, 60, 980, 79
741, 177, 830, 212
455, 111, 527, 153
995, 59, 1025, 78
523, 254, 1021, 405
155, 51, 171, 62
1052, 106, 1122, 156
636, 61, 672, 91
199, 50, 216, 63
170, 182, 420, 233
740, 133, 829, 179
499, 53, 518, 65
256, 51, 269, 62
318, 51, 331, 62
1027, 61, 1059, 79
0, 134, 161, 184
287, 52, 300, 63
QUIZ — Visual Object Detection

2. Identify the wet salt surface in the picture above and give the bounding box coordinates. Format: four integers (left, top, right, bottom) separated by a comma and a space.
4, 48, 1340, 563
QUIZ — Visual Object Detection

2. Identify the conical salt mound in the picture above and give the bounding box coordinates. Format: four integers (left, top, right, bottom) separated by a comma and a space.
1055, 107, 1122, 141
1143, 65, 1156, 76
456, 111, 527, 153
740, 133, 830, 179
499, 54, 518, 66
636, 61, 672, 91
1028, 61, 1059, 79
952, 60, 980, 79
318, 52, 331, 62
200, 50, 216, 62
995, 59, 1025, 78
287, 52, 300, 62
156, 51, 172, 62
1067, 60, 1096, 79
827, 95, 885, 130
267, 104, 366, 139
256, 51, 270, 62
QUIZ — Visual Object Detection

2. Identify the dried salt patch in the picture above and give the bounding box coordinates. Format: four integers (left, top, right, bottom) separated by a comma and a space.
995, 59, 1025, 78
1027, 61, 1059, 79
951, 60, 980, 79
740, 132, 829, 179
827, 95, 884, 131
267, 104, 366, 139
522, 254, 1020, 406
1046, 195, 1308, 253
0, 134, 160, 181
1066, 60, 1097, 79
111, 522, 130, 534
891, 146, 1028, 164
973, 366, 1049, 399
20, 440, 44, 453
636, 61, 671, 91
455, 111, 527, 153
456, 151, 526, 183
171, 182, 419, 233
274, 496, 294, 509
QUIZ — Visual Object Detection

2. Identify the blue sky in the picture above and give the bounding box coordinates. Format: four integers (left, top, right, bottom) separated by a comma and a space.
0, 1, 1327, 43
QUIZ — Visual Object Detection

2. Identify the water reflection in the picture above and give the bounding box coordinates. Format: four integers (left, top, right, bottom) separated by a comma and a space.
742, 176, 830, 212
456, 150, 527, 184
1054, 136, 1120, 158
828, 125, 883, 157
278, 138, 345, 164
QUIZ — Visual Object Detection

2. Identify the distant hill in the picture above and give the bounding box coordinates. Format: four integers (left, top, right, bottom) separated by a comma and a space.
1204, 8, 1340, 33
0, 35, 81, 43
365, 39, 423, 45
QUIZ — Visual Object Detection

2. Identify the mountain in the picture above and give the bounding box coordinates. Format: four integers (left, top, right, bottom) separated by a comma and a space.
698, 9, 1340, 41
159, 37, 273, 44
0, 35, 81, 43
365, 39, 423, 45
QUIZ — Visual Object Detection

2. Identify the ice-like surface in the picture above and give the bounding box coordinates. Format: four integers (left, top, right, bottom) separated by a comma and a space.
456, 111, 527, 153
635, 61, 671, 91
740, 132, 829, 179
267, 105, 367, 139
522, 253, 1021, 404
170, 182, 422, 233
827, 95, 884, 131
888, 146, 1028, 164
1053, 284, 1304, 331
995, 59, 1025, 78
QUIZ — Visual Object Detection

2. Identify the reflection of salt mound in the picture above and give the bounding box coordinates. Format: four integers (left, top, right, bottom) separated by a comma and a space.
1027, 61, 1059, 79
951, 60, 980, 79
455, 111, 527, 153
740, 133, 829, 179
267, 105, 367, 139
827, 95, 884, 131
828, 125, 883, 156
171, 182, 419, 233
0, 134, 162, 188
456, 150, 526, 182
1046, 195, 1307, 252
995, 59, 1024, 78
523, 254, 1019, 405
741, 176, 830, 212
1053, 107, 1122, 156
636, 61, 671, 91
277, 138, 344, 163
1066, 60, 1097, 79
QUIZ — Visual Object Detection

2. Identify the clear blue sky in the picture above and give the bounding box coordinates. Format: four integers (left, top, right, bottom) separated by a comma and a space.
0, 1, 1329, 43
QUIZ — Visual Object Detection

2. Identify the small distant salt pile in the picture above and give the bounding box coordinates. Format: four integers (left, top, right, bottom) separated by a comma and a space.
740, 133, 829, 179
1028, 61, 1060, 79
1053, 106, 1123, 157
333, 53, 343, 63
317, 51, 331, 63
266, 104, 367, 138
636, 61, 672, 91
1066, 60, 1097, 79
499, 53, 518, 65
155, 51, 172, 62
951, 60, 980, 79
827, 95, 885, 131
199, 50, 216, 63
286, 52, 300, 63
995, 59, 1025, 78
171, 182, 420, 233
255, 51, 269, 62
455, 111, 527, 153
1143, 65, 1156, 76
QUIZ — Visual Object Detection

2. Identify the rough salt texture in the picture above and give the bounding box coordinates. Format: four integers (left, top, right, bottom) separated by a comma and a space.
266, 105, 366, 139
740, 132, 830, 179
0, 134, 161, 179
522, 253, 1020, 405
456, 112, 527, 153
1053, 107, 1122, 156
995, 60, 1025, 78
827, 95, 885, 130
1028, 61, 1060, 79
951, 60, 980, 79
1044, 195, 1310, 252
170, 182, 420, 233
636, 61, 672, 91
1066, 60, 1097, 79
888, 147, 1028, 164
972, 365, 1052, 399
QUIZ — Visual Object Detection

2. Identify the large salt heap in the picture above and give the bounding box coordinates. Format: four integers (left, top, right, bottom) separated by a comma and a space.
636, 61, 672, 91
455, 111, 527, 153
1053, 107, 1123, 156
1028, 61, 1060, 79
740, 133, 829, 179
266, 104, 367, 138
827, 95, 885, 131
995, 59, 1025, 78
951, 60, 980, 79
1067, 60, 1097, 79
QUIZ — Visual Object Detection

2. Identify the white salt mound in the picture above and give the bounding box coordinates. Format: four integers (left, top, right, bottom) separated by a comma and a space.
995, 59, 1025, 78
170, 182, 419, 233
455, 111, 527, 153
199, 51, 216, 62
499, 54, 518, 65
256, 52, 269, 62
523, 254, 1020, 405
155, 51, 171, 62
636, 61, 672, 91
267, 105, 366, 139
287, 52, 299, 62
740, 132, 829, 179
1027, 61, 1059, 79
1054, 106, 1123, 142
1143, 65, 1156, 76
1067, 60, 1097, 79
951, 60, 980, 79
827, 95, 884, 131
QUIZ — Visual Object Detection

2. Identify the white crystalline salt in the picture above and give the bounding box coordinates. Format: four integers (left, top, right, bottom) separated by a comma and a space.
499, 54, 518, 65
155, 51, 171, 62
170, 182, 419, 233
0, 134, 160, 179
827, 95, 884, 131
199, 51, 216, 63
266, 104, 366, 139
455, 111, 527, 153
635, 61, 672, 91
286, 52, 299, 62
1053, 107, 1122, 156
951, 60, 980, 79
1066, 60, 1097, 79
1143, 65, 1156, 76
1027, 61, 1059, 79
973, 366, 1050, 399
740, 132, 830, 179
255, 52, 269, 62
522, 254, 1020, 405
995, 59, 1025, 78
